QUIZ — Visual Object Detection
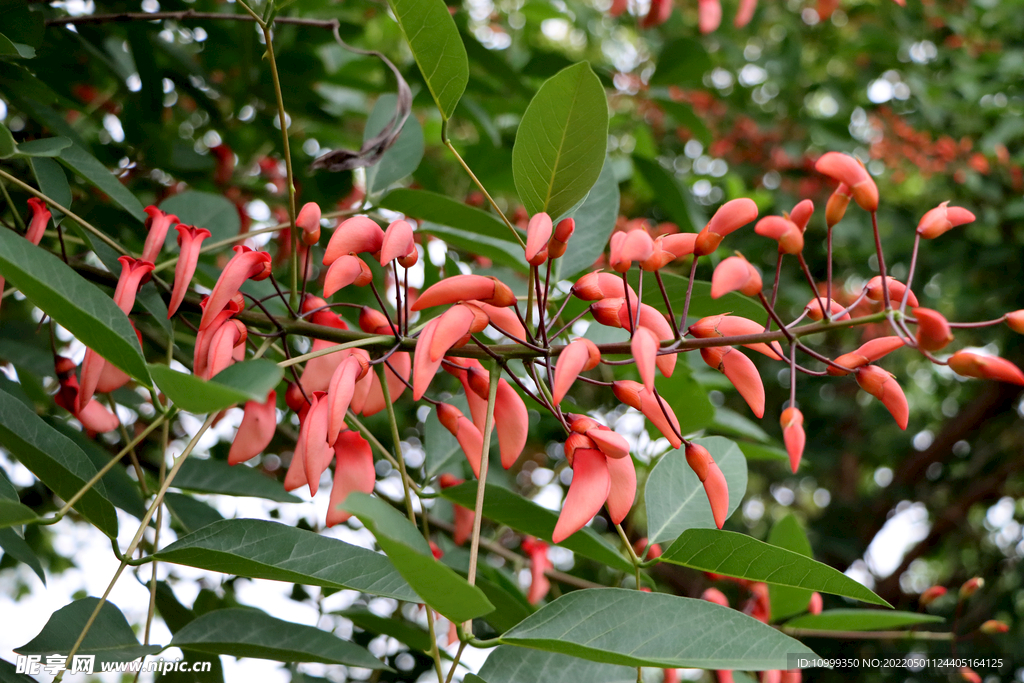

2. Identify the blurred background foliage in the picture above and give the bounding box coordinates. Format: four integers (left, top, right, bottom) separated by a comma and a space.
1, 0, 1023, 679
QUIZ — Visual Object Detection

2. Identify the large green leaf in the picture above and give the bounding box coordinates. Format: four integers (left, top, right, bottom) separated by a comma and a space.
379, 188, 515, 244
631, 155, 699, 233
784, 609, 944, 632
386, 0, 468, 120
159, 190, 241, 249
478, 646, 636, 683
153, 519, 418, 601
364, 94, 424, 194
0, 386, 119, 538
660, 529, 888, 606
767, 514, 815, 622
342, 493, 494, 623
500, 588, 817, 670
170, 609, 389, 669
16, 598, 162, 664
644, 436, 747, 543
172, 458, 300, 504
558, 156, 619, 279
440, 482, 634, 573
513, 62, 609, 219
0, 230, 150, 382
148, 360, 282, 414
643, 273, 767, 328
58, 144, 147, 221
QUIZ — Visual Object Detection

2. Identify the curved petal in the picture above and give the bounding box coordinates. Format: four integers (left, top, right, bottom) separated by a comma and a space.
199, 248, 271, 330
525, 213, 553, 266
430, 305, 477, 362
77, 349, 105, 408
552, 449, 611, 543
495, 379, 528, 469
437, 403, 483, 478
720, 348, 765, 418
323, 255, 372, 297
229, 390, 278, 465
605, 453, 637, 524
323, 216, 385, 265
303, 394, 332, 495
553, 338, 601, 404
76, 398, 120, 434
587, 428, 630, 459
412, 275, 516, 310
326, 430, 376, 526
632, 325, 659, 392
168, 226, 211, 318
328, 355, 363, 444
95, 358, 131, 394
413, 318, 444, 400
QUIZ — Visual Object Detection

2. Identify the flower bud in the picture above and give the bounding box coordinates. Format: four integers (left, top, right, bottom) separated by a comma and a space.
979, 619, 1009, 635
297, 202, 322, 246
1005, 310, 1024, 334
913, 308, 954, 351
959, 576, 983, 600
825, 184, 852, 228
919, 585, 947, 607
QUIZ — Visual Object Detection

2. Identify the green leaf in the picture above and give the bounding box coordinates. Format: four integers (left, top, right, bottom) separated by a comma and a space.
50, 420, 147, 520
148, 360, 282, 414
478, 646, 637, 683
711, 407, 771, 443
170, 609, 390, 669
558, 156, 619, 279
0, 122, 15, 157
419, 221, 529, 273
660, 529, 889, 607
767, 514, 815, 621
342, 492, 494, 623
29, 156, 71, 224
436, 542, 535, 631
737, 441, 790, 461
500, 588, 817, 670
135, 284, 173, 335
631, 155, 698, 232
644, 273, 766, 323
379, 188, 516, 245
152, 582, 225, 683
15, 137, 72, 157
172, 458, 300, 504
0, 386, 119, 538
652, 99, 712, 146
159, 190, 241, 249
58, 144, 147, 222
784, 609, 943, 631
16, 598, 162, 664
0, 33, 33, 59
386, 0, 468, 120
0, 230, 150, 382
153, 519, 417, 601
440, 482, 633, 572
365, 94, 424, 194
340, 609, 433, 654
163, 492, 224, 534
650, 38, 711, 87
0, 528, 46, 584
0, 499, 38, 528
513, 62, 609, 219
644, 436, 747, 543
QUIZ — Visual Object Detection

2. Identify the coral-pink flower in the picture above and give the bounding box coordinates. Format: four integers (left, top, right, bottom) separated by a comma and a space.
229, 390, 278, 465
167, 225, 211, 318
142, 205, 179, 264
